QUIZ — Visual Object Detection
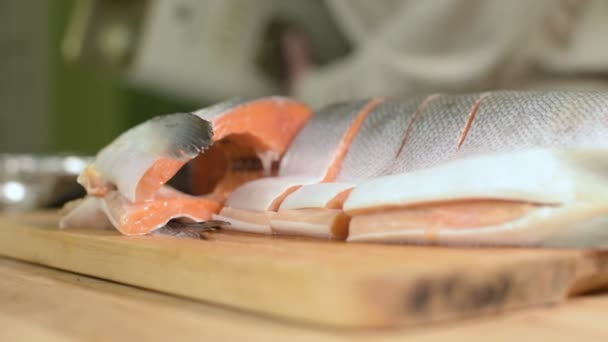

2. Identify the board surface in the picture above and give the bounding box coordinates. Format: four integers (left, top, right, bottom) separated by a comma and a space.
3, 257, 608, 341
0, 212, 607, 328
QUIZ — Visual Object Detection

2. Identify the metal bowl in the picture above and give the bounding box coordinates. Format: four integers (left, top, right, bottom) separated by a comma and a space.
0, 154, 93, 212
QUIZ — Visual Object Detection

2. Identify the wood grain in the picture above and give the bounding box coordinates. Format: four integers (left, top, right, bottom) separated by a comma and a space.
2, 257, 608, 341
0, 212, 607, 328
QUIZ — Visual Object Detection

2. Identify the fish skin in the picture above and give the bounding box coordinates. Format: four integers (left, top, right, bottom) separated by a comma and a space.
278, 100, 373, 179
341, 90, 608, 247
456, 90, 608, 158
345, 90, 608, 213
79, 113, 213, 202
66, 90, 608, 247
336, 95, 427, 181
387, 93, 481, 173
219, 98, 382, 232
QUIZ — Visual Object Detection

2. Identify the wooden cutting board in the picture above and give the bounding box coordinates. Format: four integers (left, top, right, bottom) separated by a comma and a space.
0, 212, 607, 328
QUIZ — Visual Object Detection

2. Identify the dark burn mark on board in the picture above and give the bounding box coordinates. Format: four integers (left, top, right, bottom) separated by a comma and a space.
450, 272, 512, 312
441, 274, 463, 300
404, 272, 513, 315
407, 278, 433, 313
468, 282, 501, 309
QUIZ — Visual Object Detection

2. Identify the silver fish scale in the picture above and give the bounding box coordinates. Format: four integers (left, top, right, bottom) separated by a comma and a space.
154, 113, 214, 159
105, 113, 213, 160
337, 96, 426, 182
388, 93, 481, 173
279, 100, 370, 178
456, 91, 608, 159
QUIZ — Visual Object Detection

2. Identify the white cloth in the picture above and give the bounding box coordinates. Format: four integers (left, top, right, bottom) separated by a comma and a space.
294, 0, 608, 108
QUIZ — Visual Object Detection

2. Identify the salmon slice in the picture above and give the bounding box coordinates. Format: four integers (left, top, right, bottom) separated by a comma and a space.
270, 184, 353, 239
348, 200, 608, 248
78, 113, 213, 202
278, 183, 354, 211
219, 98, 383, 231
189, 97, 313, 199
343, 148, 608, 246
270, 209, 350, 240
60, 188, 221, 236
79, 97, 312, 204
101, 186, 221, 236
224, 177, 311, 212
213, 207, 275, 234
344, 148, 608, 215
193, 97, 312, 171
223, 99, 382, 211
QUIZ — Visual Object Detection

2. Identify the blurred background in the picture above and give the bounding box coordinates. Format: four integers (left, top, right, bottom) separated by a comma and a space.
2, 0, 608, 210
0, 0, 352, 155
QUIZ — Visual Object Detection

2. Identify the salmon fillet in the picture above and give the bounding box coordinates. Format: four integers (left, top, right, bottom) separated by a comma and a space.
64, 90, 608, 247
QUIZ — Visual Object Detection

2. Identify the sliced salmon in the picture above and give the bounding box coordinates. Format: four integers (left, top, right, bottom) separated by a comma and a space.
271, 91, 608, 245
278, 99, 384, 181
218, 98, 383, 232
344, 148, 608, 215
269, 97, 429, 238
213, 207, 275, 234
79, 97, 312, 204
78, 113, 213, 203
190, 97, 313, 199
347, 201, 608, 248
65, 91, 608, 247
344, 91, 608, 247
278, 183, 355, 211
270, 209, 350, 240
103, 186, 221, 236
61, 187, 221, 236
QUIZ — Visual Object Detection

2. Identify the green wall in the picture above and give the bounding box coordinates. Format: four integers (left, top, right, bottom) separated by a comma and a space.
51, 0, 197, 155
